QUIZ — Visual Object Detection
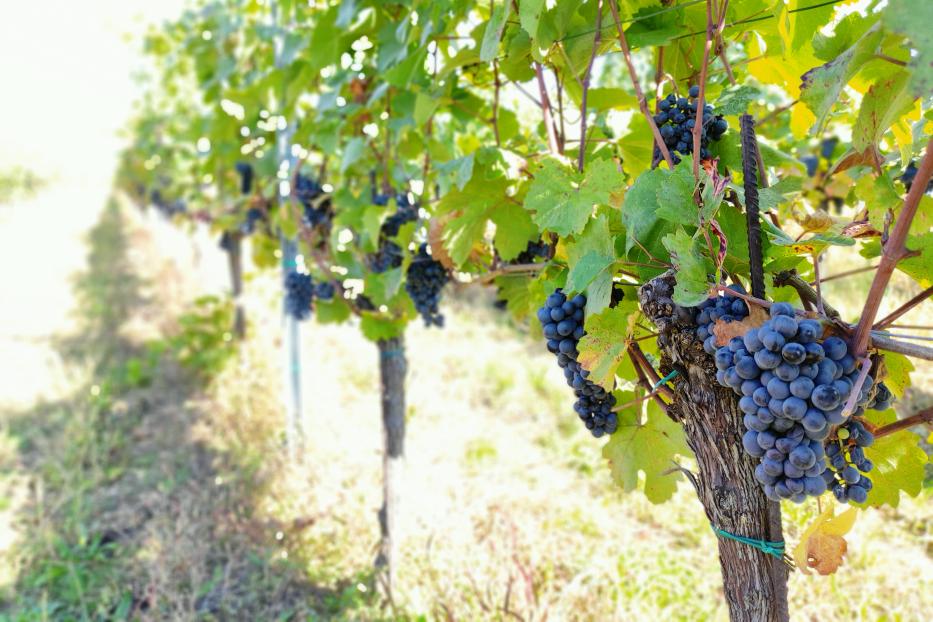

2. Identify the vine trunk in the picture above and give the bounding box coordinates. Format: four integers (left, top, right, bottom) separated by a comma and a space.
640, 274, 790, 622
376, 335, 407, 602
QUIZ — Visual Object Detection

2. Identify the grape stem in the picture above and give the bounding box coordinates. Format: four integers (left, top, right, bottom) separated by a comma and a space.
840, 356, 872, 418
872, 407, 933, 439
629, 342, 675, 401
691, 0, 726, 181
851, 136, 933, 357
772, 271, 841, 319
607, 0, 675, 169
577, 0, 602, 172
534, 62, 562, 156
873, 286, 933, 330
807, 264, 878, 285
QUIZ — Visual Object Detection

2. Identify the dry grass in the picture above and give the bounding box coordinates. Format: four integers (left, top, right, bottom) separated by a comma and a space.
0, 202, 930, 621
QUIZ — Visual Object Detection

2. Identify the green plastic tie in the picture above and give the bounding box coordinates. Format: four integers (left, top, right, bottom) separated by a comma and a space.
652, 369, 679, 390
711, 524, 786, 559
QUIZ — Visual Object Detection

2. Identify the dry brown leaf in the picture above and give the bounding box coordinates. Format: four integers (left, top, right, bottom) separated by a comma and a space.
794, 506, 858, 576
842, 219, 881, 238
712, 304, 769, 346
428, 214, 456, 270
805, 532, 848, 575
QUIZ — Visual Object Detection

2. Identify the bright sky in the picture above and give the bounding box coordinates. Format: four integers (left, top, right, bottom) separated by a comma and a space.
0, 0, 187, 180
0, 0, 187, 408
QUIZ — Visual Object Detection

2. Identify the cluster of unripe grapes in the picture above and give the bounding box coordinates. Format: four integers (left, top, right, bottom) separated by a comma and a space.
405, 243, 448, 327
284, 272, 335, 321
369, 193, 418, 273
538, 291, 618, 437
653, 85, 728, 165
697, 289, 889, 504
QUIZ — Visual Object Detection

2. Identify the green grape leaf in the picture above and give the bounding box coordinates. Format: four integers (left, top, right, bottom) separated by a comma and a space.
566, 214, 616, 314
360, 315, 405, 342
799, 24, 883, 133
854, 173, 903, 231
621, 166, 665, 253
315, 297, 352, 324
494, 273, 545, 321
519, 0, 545, 41
882, 0, 933, 96
862, 409, 928, 508
617, 114, 655, 180
853, 71, 916, 153
491, 203, 539, 261
439, 174, 511, 266
663, 229, 710, 307
525, 158, 621, 237
880, 352, 914, 399
586, 87, 638, 110
602, 400, 690, 504
480, 2, 511, 62
577, 302, 639, 390
715, 84, 762, 116
859, 233, 933, 287
656, 160, 698, 225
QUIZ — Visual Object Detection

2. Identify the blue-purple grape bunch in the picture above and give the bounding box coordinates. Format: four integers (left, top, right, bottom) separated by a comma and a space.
284, 272, 335, 321
699, 291, 891, 503
295, 174, 332, 228
514, 239, 551, 264
537, 290, 618, 437
653, 85, 728, 166
405, 243, 448, 327
369, 193, 418, 273
899, 161, 933, 194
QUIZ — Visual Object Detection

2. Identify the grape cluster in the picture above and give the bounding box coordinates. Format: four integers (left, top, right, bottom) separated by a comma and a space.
284, 272, 316, 320
824, 418, 875, 503
369, 193, 419, 273
696, 284, 750, 357
295, 174, 332, 227
235, 161, 254, 195
701, 291, 890, 503
405, 243, 448, 327
653, 85, 728, 166
537, 291, 618, 437
315, 281, 335, 301
899, 161, 933, 194
514, 239, 551, 264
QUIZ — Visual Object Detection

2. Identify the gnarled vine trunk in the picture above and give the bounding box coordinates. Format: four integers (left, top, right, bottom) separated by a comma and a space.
376, 335, 406, 602
640, 273, 789, 622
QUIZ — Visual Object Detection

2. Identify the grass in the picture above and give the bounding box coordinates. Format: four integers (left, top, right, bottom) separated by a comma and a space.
0, 201, 930, 621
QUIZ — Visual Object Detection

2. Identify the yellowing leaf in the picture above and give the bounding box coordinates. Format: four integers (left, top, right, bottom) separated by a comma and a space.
794, 506, 858, 576
577, 303, 639, 390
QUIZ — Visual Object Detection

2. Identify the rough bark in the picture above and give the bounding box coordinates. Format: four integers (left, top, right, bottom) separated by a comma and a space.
640, 273, 789, 622
376, 335, 407, 602
225, 231, 247, 340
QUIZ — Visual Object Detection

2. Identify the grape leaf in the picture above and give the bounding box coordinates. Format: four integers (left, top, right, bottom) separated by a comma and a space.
882, 0, 933, 96
602, 400, 690, 504
567, 214, 617, 314
360, 315, 405, 342
617, 115, 654, 179
576, 302, 638, 390
491, 203, 539, 261
799, 24, 883, 133
663, 229, 709, 307
480, 2, 511, 62
439, 174, 511, 266
859, 233, 933, 287
715, 84, 762, 116
862, 408, 928, 508
878, 352, 914, 399
656, 160, 698, 225
519, 0, 545, 41
852, 71, 916, 153
494, 273, 545, 321
526, 158, 622, 237
620, 166, 666, 253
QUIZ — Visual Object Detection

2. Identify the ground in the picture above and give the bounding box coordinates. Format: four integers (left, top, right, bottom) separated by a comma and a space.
0, 197, 930, 622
